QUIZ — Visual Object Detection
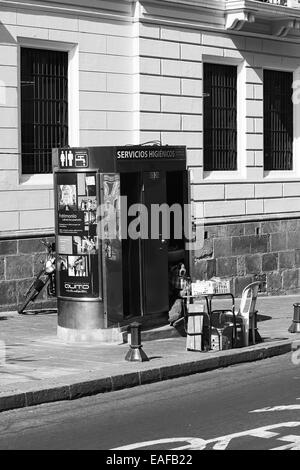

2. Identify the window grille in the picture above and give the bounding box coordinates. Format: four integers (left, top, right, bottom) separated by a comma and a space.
264, 69, 293, 171
203, 63, 237, 172
21, 48, 68, 174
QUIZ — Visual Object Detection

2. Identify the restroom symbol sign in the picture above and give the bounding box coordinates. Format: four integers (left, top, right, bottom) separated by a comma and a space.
59, 150, 89, 168
75, 153, 88, 168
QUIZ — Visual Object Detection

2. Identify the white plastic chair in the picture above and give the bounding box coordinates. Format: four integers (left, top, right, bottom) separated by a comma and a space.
238, 281, 261, 347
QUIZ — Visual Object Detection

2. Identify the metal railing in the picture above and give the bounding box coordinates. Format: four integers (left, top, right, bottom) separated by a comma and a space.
256, 0, 287, 4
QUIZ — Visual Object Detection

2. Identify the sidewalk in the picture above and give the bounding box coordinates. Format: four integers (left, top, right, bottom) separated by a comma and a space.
0, 295, 300, 413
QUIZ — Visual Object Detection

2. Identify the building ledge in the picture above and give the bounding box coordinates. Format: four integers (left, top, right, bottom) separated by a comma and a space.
226, 0, 300, 36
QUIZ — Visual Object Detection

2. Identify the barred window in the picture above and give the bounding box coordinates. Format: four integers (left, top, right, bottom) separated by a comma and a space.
264, 70, 293, 171
21, 48, 68, 174
203, 63, 237, 171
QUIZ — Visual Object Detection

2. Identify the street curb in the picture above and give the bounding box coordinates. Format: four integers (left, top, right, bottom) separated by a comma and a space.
0, 340, 295, 413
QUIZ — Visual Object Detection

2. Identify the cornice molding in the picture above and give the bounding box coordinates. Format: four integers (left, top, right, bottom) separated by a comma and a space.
0, 0, 135, 22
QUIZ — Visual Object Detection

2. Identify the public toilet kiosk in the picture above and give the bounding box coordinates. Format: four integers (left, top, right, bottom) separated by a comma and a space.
53, 145, 189, 342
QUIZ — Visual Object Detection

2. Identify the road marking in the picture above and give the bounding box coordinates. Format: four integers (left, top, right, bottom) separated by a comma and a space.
271, 435, 300, 450
250, 404, 300, 413
112, 422, 300, 451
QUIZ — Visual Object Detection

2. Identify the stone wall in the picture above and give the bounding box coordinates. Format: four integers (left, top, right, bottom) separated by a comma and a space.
192, 218, 300, 297
0, 236, 56, 312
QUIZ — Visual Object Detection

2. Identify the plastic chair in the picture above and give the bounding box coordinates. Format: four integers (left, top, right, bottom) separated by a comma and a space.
237, 281, 261, 347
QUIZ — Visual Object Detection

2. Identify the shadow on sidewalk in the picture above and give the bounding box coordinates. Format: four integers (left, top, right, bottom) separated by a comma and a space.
19, 309, 57, 316
257, 314, 272, 322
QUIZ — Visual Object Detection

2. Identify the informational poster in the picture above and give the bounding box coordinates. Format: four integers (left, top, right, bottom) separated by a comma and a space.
56, 172, 99, 298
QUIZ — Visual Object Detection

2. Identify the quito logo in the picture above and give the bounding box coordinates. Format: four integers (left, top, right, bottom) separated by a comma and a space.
64, 283, 90, 292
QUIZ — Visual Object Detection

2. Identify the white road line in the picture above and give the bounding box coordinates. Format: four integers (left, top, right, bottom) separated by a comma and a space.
250, 405, 300, 413
271, 435, 300, 450
112, 422, 300, 451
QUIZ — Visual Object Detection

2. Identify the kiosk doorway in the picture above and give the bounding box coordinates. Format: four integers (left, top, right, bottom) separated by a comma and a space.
121, 170, 188, 319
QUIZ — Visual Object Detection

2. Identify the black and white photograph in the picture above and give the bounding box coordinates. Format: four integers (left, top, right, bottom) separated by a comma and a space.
73, 235, 97, 254
58, 184, 77, 212
1, 0, 300, 458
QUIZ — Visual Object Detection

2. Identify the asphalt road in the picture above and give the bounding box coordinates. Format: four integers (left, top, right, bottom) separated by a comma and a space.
0, 353, 300, 450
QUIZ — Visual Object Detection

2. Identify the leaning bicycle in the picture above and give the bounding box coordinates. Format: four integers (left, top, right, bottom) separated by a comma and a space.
18, 240, 56, 314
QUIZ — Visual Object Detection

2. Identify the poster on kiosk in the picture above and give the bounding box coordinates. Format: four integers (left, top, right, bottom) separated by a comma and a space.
56, 149, 100, 300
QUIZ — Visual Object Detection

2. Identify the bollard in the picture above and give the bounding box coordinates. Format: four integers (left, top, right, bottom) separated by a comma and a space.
125, 322, 149, 362
289, 303, 300, 333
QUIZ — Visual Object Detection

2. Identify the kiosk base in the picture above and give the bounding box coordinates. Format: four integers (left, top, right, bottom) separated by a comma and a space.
57, 325, 123, 343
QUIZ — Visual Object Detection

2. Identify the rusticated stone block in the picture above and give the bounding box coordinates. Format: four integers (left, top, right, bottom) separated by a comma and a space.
281, 219, 300, 232
0, 240, 17, 256
232, 236, 252, 255
267, 272, 282, 293
270, 233, 287, 252
226, 224, 244, 237
193, 259, 216, 280
0, 258, 4, 280
237, 256, 245, 276
262, 253, 278, 272
213, 238, 232, 258
279, 251, 295, 269
234, 276, 254, 297
245, 254, 262, 274
0, 280, 17, 306
250, 235, 269, 254
195, 239, 213, 259
282, 269, 299, 291
216, 257, 237, 277
295, 250, 300, 267
261, 220, 281, 234
6, 255, 34, 280
287, 231, 300, 250
33, 253, 48, 276
254, 274, 267, 292
205, 224, 227, 239
244, 222, 260, 235
18, 238, 50, 254
17, 278, 35, 304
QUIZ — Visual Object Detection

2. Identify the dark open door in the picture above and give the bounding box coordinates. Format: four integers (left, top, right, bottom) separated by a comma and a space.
141, 171, 169, 315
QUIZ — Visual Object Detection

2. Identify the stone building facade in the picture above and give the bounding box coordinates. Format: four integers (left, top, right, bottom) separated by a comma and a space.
1, 0, 300, 310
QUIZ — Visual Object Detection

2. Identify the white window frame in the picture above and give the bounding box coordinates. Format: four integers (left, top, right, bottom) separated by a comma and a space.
263, 63, 300, 180
202, 55, 246, 181
17, 38, 79, 188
